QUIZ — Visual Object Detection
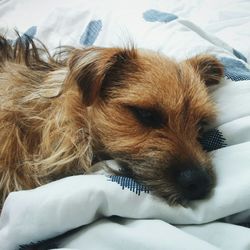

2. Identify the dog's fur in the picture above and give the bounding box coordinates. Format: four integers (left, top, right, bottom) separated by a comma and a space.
0, 34, 224, 209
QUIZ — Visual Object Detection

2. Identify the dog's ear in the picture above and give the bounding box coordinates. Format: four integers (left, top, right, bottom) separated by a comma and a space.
67, 47, 138, 106
186, 55, 224, 86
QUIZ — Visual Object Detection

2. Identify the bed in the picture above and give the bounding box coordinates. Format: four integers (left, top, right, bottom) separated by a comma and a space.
0, 0, 250, 249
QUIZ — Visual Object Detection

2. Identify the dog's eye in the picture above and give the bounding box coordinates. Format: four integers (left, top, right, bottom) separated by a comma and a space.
128, 106, 165, 129
197, 119, 209, 135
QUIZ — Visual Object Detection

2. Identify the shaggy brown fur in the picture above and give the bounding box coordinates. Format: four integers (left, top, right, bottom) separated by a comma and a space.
0, 34, 224, 209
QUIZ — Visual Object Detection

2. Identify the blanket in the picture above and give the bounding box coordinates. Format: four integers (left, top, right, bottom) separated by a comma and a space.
0, 0, 250, 249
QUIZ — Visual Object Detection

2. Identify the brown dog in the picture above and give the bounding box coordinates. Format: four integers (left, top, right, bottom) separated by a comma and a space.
0, 34, 223, 209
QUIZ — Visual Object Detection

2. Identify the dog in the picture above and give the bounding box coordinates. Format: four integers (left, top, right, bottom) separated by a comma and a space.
0, 34, 224, 210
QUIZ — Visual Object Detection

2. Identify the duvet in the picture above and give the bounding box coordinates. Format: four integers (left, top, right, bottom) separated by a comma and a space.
0, 0, 250, 249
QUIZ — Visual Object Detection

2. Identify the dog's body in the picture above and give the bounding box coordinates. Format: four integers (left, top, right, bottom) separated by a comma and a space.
0, 35, 223, 209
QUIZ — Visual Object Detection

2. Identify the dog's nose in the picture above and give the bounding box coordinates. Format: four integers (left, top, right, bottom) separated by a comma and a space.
176, 168, 212, 200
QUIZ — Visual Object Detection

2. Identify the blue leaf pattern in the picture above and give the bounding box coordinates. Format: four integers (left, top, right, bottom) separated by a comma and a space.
23, 26, 37, 39
199, 129, 227, 152
108, 176, 150, 195
233, 48, 247, 63
7, 26, 37, 45
143, 9, 177, 23
220, 57, 250, 81
80, 20, 102, 46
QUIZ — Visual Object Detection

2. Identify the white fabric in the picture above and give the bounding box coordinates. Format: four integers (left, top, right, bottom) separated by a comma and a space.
0, 0, 250, 249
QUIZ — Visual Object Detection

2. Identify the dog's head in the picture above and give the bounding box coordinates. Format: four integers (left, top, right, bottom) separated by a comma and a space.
67, 46, 224, 205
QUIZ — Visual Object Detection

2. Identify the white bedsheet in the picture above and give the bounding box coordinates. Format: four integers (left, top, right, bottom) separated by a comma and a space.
0, 0, 250, 249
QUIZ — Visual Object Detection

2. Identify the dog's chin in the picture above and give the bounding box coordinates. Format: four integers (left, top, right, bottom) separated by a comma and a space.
111, 158, 213, 207
90, 156, 214, 207
106, 159, 186, 206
